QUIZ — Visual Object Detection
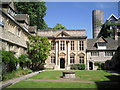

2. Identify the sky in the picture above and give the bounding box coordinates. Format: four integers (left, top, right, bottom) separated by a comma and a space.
44, 2, 119, 38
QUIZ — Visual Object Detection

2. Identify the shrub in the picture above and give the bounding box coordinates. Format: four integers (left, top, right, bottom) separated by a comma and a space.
94, 62, 102, 66
0, 49, 18, 72
94, 62, 105, 70
2, 68, 32, 81
19, 54, 31, 69
71, 64, 85, 70
19, 54, 31, 63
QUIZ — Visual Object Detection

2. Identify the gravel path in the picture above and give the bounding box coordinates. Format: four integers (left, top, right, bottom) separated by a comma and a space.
26, 79, 95, 83
26, 79, 120, 84
1, 70, 44, 89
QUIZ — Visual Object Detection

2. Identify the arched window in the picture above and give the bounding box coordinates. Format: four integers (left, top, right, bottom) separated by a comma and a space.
78, 53, 85, 64
79, 56, 84, 64
51, 53, 55, 63
70, 53, 75, 64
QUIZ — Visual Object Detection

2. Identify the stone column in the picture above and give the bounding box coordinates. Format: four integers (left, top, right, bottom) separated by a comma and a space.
87, 61, 89, 70
66, 41, 70, 70
93, 61, 95, 70
55, 41, 58, 69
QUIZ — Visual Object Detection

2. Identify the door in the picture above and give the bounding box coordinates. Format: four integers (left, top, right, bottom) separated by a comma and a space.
89, 62, 93, 70
60, 58, 65, 68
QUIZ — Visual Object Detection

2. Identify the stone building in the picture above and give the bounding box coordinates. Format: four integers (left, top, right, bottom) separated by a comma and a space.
38, 30, 87, 70
92, 10, 104, 38
86, 36, 118, 70
98, 14, 120, 40
0, 2, 36, 57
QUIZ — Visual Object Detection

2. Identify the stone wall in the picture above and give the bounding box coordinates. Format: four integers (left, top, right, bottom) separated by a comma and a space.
0, 10, 29, 57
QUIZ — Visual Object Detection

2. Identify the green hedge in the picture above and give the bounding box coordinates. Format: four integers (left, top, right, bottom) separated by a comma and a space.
70, 64, 85, 70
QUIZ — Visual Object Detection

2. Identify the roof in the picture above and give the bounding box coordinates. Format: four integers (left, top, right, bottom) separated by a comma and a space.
29, 26, 37, 33
15, 14, 30, 25
107, 14, 118, 21
1, 9, 30, 35
87, 38, 118, 50
38, 30, 86, 38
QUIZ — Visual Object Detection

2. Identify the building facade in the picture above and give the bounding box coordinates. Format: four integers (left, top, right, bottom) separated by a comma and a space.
38, 30, 87, 70
98, 14, 120, 40
0, 2, 36, 57
86, 37, 118, 70
92, 10, 104, 38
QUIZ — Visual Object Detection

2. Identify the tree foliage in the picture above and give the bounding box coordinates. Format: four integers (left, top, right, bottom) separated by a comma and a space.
0, 49, 18, 72
0, 50, 18, 64
28, 35, 51, 70
19, 54, 31, 63
53, 23, 66, 30
15, 2, 48, 29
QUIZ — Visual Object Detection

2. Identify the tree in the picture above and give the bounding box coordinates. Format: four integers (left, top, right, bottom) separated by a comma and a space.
19, 54, 31, 69
53, 23, 66, 30
0, 49, 18, 72
15, 2, 48, 29
28, 35, 51, 70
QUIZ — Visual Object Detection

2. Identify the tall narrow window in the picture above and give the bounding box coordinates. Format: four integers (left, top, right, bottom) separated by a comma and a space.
51, 41, 55, 50
79, 56, 84, 64
79, 41, 84, 50
71, 41, 74, 50
60, 41, 65, 50
70, 56, 75, 63
51, 55, 55, 63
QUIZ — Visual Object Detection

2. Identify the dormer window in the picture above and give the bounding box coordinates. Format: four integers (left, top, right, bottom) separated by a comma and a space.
97, 42, 106, 49
98, 42, 106, 46
8, 8, 15, 17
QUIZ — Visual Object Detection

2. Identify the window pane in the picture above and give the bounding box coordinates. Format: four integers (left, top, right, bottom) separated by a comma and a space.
51, 55, 55, 63
79, 41, 84, 51
70, 56, 74, 63
60, 41, 65, 50
71, 41, 74, 50
91, 51, 99, 56
51, 41, 55, 50
79, 56, 84, 64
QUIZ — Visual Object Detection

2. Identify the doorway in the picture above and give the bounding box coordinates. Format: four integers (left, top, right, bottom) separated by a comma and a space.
89, 62, 93, 70
60, 58, 65, 68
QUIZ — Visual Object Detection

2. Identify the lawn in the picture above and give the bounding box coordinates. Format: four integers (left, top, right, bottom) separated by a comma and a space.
7, 81, 97, 88
6, 70, 120, 89
30, 70, 114, 81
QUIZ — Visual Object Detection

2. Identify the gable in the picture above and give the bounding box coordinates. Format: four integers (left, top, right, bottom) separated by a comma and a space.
107, 14, 118, 21
56, 31, 70, 37
96, 36, 107, 43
